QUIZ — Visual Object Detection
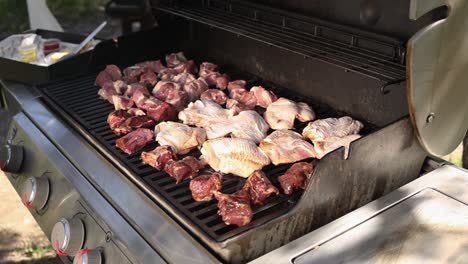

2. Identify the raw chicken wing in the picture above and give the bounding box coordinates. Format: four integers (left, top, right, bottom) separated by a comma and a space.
155, 122, 206, 155
302, 116, 363, 142
260, 130, 316, 165
314, 134, 361, 159
178, 100, 234, 128
264, 97, 315, 129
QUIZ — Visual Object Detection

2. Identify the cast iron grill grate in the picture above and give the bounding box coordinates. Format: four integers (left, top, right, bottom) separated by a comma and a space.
39, 68, 374, 242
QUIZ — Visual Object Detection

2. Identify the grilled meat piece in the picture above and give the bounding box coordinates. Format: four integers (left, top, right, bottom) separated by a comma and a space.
141, 145, 176, 171
200, 138, 271, 177
98, 84, 118, 103
260, 130, 316, 165
245, 171, 279, 205
123, 66, 145, 83
199, 62, 219, 78
152, 81, 188, 111
125, 83, 148, 97
190, 172, 222, 202
95, 71, 113, 87
278, 162, 314, 195
105, 65, 122, 81
116, 128, 154, 155
112, 95, 134, 110
127, 108, 146, 116
179, 100, 235, 128
165, 156, 204, 183
264, 97, 316, 129
146, 102, 177, 122
251, 86, 278, 108
140, 71, 158, 87
174, 60, 198, 74
214, 188, 253, 227
155, 122, 206, 155
302, 116, 364, 142
200, 89, 228, 105
113, 116, 156, 136
136, 60, 166, 73
107, 110, 130, 130
184, 78, 209, 102
314, 134, 361, 159
172, 72, 197, 85
166, 52, 188, 67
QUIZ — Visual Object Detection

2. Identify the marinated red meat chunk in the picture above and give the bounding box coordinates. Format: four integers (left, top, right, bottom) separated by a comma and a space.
159, 68, 179, 81
123, 66, 145, 83
107, 110, 130, 130
227, 80, 247, 94
172, 72, 196, 85
166, 52, 187, 67
164, 156, 204, 183
137, 97, 161, 111
153, 81, 188, 111
98, 85, 118, 103
113, 116, 155, 136
174, 60, 198, 74
153, 81, 182, 99
116, 128, 154, 155
136, 60, 166, 73
95, 71, 112, 87
238, 90, 257, 108
125, 83, 149, 98
141, 145, 176, 171
105, 65, 122, 81
278, 162, 314, 195
190, 172, 222, 202
251, 86, 278, 108
112, 95, 134, 110
200, 89, 228, 105
127, 108, 146, 116
245, 171, 279, 205
226, 99, 255, 115
112, 80, 127, 94
147, 101, 177, 122
140, 71, 158, 87
184, 78, 209, 102
214, 187, 253, 227
203, 72, 220, 87
199, 62, 219, 78
216, 74, 230, 90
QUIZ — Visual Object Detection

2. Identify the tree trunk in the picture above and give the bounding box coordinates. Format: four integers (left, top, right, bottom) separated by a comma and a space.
464, 132, 468, 169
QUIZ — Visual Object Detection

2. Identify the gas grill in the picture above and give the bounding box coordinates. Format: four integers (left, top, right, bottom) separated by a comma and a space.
1, 0, 468, 263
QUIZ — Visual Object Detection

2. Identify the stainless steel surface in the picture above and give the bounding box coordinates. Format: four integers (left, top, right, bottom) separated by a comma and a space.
1, 80, 219, 263
407, 0, 468, 156
73, 249, 102, 264
21, 176, 50, 210
0, 144, 23, 173
51, 217, 85, 256
250, 165, 468, 264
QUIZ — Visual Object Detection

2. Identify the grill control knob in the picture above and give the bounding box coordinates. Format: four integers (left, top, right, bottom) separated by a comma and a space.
0, 144, 23, 173
21, 177, 50, 210
73, 249, 102, 264
51, 218, 85, 257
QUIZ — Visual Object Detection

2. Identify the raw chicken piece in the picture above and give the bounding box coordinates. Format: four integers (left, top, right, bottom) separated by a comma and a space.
245, 171, 279, 205
113, 116, 155, 136
205, 110, 269, 143
183, 78, 209, 102
172, 72, 196, 85
264, 98, 315, 129
95, 71, 113, 87
314, 134, 361, 159
107, 110, 130, 130
214, 188, 253, 227
200, 89, 228, 105
140, 71, 158, 87
136, 60, 166, 73
166, 52, 187, 67
178, 100, 234, 128
190, 172, 222, 202
141, 145, 176, 171
105, 65, 122, 81
278, 162, 314, 195
116, 128, 154, 155
112, 95, 134, 110
199, 62, 219, 78
127, 108, 146, 116
260, 130, 316, 165
146, 102, 177, 122
302, 116, 364, 142
165, 156, 204, 183
174, 60, 198, 74
123, 66, 145, 83
200, 138, 270, 177
251, 86, 278, 108
125, 83, 148, 98
152, 81, 188, 110
225, 99, 255, 115
155, 122, 206, 155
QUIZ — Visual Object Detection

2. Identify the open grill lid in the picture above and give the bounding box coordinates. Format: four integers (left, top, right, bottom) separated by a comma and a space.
407, 0, 468, 156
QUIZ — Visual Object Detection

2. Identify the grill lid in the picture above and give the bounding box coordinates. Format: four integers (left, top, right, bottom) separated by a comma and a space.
407, 0, 468, 156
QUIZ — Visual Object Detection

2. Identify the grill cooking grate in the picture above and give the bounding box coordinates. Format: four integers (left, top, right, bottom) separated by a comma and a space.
39, 68, 373, 241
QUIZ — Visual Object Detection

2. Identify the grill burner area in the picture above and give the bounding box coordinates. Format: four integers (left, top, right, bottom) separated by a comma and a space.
39, 67, 374, 242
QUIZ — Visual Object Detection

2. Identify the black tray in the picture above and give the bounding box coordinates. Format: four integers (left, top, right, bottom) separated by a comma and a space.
0, 29, 96, 85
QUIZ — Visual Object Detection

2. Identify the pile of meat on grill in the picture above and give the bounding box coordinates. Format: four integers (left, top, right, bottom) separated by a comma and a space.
95, 52, 364, 227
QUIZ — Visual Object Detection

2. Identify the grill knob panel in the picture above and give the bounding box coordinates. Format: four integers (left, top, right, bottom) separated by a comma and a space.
51, 218, 85, 256
21, 177, 50, 210
73, 249, 102, 264
0, 144, 23, 173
